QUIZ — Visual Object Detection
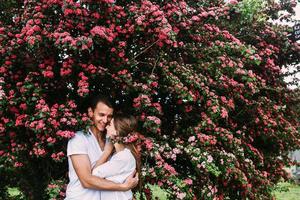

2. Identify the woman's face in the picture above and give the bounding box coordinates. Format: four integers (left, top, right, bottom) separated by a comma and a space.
106, 119, 117, 138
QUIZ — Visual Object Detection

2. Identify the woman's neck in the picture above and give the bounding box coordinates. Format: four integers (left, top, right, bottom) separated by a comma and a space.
114, 143, 125, 152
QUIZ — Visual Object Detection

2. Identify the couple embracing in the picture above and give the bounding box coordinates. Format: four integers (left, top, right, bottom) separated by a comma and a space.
65, 95, 140, 200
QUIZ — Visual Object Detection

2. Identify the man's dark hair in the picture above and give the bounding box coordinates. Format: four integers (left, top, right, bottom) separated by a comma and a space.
89, 94, 114, 111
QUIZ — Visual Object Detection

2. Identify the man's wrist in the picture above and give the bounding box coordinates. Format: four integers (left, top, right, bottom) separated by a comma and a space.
120, 183, 129, 191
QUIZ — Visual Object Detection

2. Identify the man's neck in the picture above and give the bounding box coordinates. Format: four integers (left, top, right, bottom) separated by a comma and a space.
90, 126, 103, 140
90, 126, 106, 151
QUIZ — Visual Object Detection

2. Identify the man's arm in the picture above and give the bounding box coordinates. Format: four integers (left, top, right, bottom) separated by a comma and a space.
70, 154, 138, 191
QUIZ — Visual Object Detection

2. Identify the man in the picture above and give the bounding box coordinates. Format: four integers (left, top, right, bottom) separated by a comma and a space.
65, 95, 138, 199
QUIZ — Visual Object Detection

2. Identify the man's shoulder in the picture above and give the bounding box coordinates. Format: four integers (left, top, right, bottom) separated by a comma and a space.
69, 130, 92, 141
67, 130, 93, 151
75, 130, 90, 136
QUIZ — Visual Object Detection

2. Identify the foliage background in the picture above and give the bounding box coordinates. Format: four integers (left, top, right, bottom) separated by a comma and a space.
0, 0, 300, 199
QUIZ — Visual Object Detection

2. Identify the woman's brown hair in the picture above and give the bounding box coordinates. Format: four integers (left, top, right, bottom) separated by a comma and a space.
113, 113, 142, 189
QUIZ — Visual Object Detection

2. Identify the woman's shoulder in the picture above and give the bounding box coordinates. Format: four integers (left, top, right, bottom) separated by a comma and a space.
113, 148, 135, 160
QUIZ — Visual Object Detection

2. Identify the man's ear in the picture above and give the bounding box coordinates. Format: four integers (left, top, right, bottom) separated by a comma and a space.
88, 107, 93, 118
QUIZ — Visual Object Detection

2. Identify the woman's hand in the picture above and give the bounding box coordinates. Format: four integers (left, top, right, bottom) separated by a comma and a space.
106, 119, 117, 138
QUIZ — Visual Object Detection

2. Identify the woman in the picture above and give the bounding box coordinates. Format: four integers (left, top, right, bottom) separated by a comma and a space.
92, 113, 141, 200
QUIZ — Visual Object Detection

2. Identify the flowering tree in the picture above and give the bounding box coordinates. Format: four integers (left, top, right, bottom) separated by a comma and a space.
1, 0, 300, 199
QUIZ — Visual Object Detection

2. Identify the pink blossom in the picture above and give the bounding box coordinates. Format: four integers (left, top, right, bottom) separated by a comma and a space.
15, 114, 27, 126
60, 191, 66, 197
147, 116, 161, 125
212, 106, 218, 113
27, 37, 36, 45
56, 130, 75, 138
188, 136, 195, 142
60, 68, 72, 76
150, 81, 158, 87
51, 151, 65, 161
228, 0, 238, 5
68, 100, 77, 108
183, 178, 193, 185
14, 162, 24, 167
144, 139, 153, 150
191, 16, 200, 21
220, 107, 228, 118
164, 163, 177, 175
185, 105, 192, 112
26, 29, 34, 36
227, 99, 235, 109
176, 192, 186, 199
119, 41, 126, 47
118, 52, 125, 58
151, 102, 162, 113
36, 120, 45, 129
207, 155, 213, 163
43, 70, 54, 78
90, 26, 115, 42
33, 147, 46, 156
64, 8, 73, 16
47, 137, 56, 144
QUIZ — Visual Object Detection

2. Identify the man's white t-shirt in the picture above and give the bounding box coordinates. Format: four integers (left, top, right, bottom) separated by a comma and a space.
65, 130, 103, 200
92, 148, 136, 200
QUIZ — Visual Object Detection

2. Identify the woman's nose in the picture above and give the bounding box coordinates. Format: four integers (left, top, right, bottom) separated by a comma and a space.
103, 116, 108, 123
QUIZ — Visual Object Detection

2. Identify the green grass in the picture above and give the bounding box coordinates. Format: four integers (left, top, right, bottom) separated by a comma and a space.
135, 184, 168, 200
150, 185, 168, 200
273, 182, 300, 200
147, 182, 300, 200
7, 187, 25, 199
7, 187, 22, 197
7, 182, 300, 200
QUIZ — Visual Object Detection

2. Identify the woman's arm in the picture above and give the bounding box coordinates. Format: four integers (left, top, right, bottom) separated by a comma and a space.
92, 150, 136, 179
92, 138, 114, 170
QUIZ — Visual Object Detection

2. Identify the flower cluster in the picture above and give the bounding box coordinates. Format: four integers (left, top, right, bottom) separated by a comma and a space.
111, 132, 141, 144
46, 179, 66, 200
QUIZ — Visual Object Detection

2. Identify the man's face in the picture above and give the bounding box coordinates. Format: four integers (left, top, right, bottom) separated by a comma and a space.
88, 102, 113, 132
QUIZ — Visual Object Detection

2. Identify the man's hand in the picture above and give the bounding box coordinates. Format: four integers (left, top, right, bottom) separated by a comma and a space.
123, 171, 139, 190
